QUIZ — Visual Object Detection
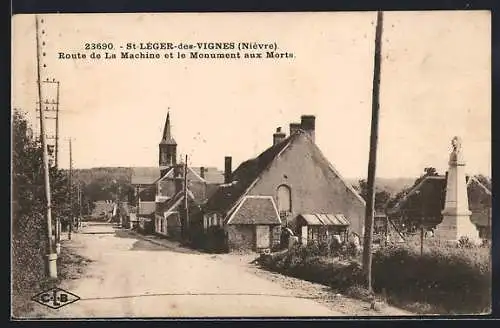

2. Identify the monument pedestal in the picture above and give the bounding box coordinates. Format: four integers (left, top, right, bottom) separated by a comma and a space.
435, 211, 480, 244
434, 136, 481, 245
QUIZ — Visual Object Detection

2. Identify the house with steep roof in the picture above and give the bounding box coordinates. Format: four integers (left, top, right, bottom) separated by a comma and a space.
387, 174, 492, 239
203, 115, 366, 252
130, 167, 158, 233
131, 111, 224, 237
224, 195, 282, 251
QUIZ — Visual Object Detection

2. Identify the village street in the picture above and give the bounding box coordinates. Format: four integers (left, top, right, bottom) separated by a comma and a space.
28, 222, 347, 318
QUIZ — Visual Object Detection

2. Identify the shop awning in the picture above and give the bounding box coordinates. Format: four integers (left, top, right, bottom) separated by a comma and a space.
298, 213, 350, 226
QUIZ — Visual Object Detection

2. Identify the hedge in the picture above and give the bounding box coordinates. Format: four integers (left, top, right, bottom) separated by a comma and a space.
12, 212, 49, 317
258, 242, 491, 314
371, 243, 491, 313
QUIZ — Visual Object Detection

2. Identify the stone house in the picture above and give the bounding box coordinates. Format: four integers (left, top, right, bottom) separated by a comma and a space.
223, 195, 282, 251
153, 112, 223, 239
130, 111, 224, 239
204, 115, 366, 252
130, 169, 158, 234
154, 163, 219, 240
137, 201, 156, 234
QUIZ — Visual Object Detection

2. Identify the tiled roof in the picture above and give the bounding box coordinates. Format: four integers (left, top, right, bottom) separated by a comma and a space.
226, 196, 281, 225
131, 167, 161, 185
387, 175, 492, 227
138, 201, 156, 215
205, 132, 295, 214
205, 129, 364, 220
298, 214, 350, 226
160, 190, 196, 215
191, 167, 225, 184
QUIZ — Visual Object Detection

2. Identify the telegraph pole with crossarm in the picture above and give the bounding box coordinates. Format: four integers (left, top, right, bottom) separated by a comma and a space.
35, 15, 57, 278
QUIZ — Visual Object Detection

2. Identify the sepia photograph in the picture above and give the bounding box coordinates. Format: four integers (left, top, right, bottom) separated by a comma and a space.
11, 11, 491, 318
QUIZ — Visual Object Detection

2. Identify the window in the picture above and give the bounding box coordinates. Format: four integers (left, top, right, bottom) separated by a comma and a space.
277, 185, 292, 224
161, 152, 168, 163
307, 226, 322, 242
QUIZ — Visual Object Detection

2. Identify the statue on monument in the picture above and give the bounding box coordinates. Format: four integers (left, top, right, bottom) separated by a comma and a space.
436, 135, 480, 244
449, 136, 463, 164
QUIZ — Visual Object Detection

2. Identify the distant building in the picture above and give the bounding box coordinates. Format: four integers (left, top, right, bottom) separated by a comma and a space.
130, 111, 224, 237
387, 175, 492, 240
91, 200, 115, 219
131, 168, 158, 233
204, 115, 366, 252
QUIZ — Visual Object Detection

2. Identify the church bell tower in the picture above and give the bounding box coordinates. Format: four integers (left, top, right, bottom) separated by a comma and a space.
159, 111, 177, 175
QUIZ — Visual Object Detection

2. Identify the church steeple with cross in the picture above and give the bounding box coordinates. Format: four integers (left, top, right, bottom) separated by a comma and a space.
159, 110, 177, 173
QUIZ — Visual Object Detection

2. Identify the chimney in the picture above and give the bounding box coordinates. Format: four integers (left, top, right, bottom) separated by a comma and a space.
224, 156, 232, 184
273, 127, 286, 146
289, 123, 301, 136
200, 166, 205, 179
300, 115, 316, 142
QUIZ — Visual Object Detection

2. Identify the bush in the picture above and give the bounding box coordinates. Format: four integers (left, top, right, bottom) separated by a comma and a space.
11, 212, 48, 317
458, 236, 475, 249
258, 240, 491, 314
258, 243, 363, 290
345, 285, 373, 302
372, 243, 491, 314
12, 111, 74, 317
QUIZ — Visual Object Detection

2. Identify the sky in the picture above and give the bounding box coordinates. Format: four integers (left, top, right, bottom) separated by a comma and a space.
11, 11, 491, 179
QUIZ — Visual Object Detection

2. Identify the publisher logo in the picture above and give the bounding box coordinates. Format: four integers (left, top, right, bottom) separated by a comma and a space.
32, 288, 80, 309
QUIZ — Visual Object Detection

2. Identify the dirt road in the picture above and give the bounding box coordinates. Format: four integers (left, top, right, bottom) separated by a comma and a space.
28, 223, 344, 318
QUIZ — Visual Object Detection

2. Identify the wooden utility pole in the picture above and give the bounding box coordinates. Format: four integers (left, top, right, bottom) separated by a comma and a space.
55, 81, 60, 168
79, 182, 82, 226
68, 138, 73, 240
118, 184, 122, 227
36, 79, 59, 168
420, 222, 424, 255
184, 155, 189, 238
35, 15, 57, 278
362, 11, 384, 293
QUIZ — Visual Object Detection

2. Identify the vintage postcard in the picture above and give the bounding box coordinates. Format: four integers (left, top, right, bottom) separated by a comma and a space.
11, 11, 491, 319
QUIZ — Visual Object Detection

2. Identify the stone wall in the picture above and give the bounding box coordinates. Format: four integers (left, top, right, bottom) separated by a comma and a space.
226, 225, 254, 251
